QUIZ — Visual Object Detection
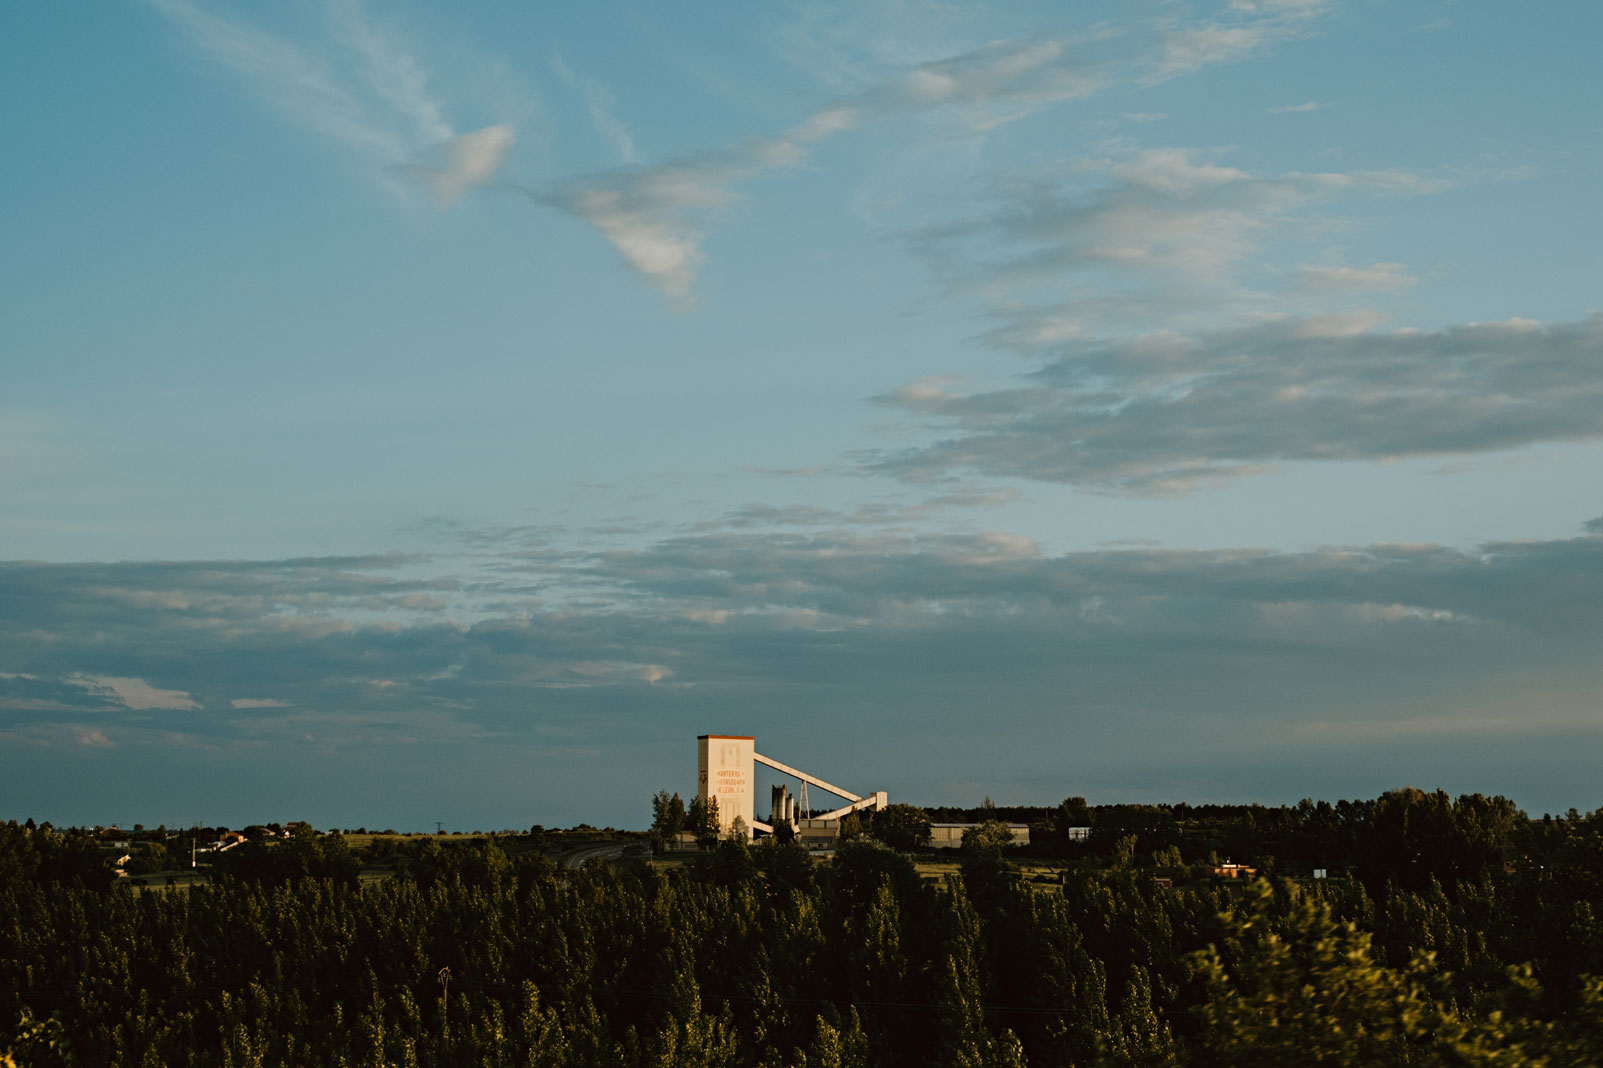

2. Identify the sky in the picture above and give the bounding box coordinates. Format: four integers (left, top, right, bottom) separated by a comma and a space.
3, 0, 1601, 831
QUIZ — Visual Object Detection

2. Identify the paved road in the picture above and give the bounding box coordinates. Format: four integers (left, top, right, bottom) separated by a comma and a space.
560, 842, 628, 870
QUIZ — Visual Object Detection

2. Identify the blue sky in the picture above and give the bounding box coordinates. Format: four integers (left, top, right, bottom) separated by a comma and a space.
3, 0, 1601, 830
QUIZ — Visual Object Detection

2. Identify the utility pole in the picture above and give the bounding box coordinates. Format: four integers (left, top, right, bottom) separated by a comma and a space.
436, 821, 443, 835
437, 965, 452, 1049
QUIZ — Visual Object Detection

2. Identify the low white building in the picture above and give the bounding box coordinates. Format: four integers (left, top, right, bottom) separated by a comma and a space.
928, 823, 1031, 849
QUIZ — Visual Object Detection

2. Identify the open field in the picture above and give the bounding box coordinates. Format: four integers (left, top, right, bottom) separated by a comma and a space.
339, 831, 506, 850
119, 868, 208, 893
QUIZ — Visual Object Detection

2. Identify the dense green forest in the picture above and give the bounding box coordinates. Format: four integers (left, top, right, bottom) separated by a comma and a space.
3, 789, 1602, 1066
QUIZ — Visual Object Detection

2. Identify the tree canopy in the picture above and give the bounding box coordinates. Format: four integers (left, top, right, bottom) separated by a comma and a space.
2, 794, 1601, 1066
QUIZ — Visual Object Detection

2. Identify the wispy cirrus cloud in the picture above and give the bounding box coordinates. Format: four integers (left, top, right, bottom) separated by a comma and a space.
1268, 99, 1327, 113
324, 0, 452, 145
154, 2, 1343, 303
1298, 261, 1417, 293
551, 55, 637, 163
151, 0, 405, 158
542, 0, 1335, 304
150, 0, 516, 205
537, 36, 1084, 304
1151, 0, 1332, 79
684, 485, 1021, 535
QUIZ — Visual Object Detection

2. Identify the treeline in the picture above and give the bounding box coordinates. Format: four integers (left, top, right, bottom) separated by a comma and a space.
1, 793, 1601, 1066
0, 823, 113, 892
927, 788, 1532, 887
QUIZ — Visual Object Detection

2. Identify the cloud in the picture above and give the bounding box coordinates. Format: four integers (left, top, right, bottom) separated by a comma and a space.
911, 149, 1445, 342
863, 38, 1096, 117
72, 727, 116, 749
153, 3, 1342, 301
66, 674, 201, 712
541, 153, 749, 304
537, 35, 1094, 302
401, 124, 515, 207
1268, 100, 1327, 113
539, 1, 1330, 304
538, 118, 829, 302
871, 313, 1603, 492
1110, 147, 1254, 193
151, 0, 514, 204
326, 0, 453, 145
1228, 0, 1334, 14
151, 0, 406, 159
5, 522, 1603, 821
552, 55, 637, 162
1298, 261, 1417, 292
567, 661, 674, 686
1152, 0, 1331, 80
692, 485, 1020, 534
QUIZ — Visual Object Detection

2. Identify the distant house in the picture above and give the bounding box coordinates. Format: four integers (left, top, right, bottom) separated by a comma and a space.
1063, 826, 1091, 841
1212, 861, 1257, 879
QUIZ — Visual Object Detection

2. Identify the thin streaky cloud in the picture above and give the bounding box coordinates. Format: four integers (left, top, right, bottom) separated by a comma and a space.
533, 101, 855, 304
151, 0, 407, 160
536, 35, 1108, 302
535, 3, 1344, 303
1299, 261, 1417, 293
327, 0, 453, 145
1150, 0, 1332, 81
552, 55, 638, 163
1269, 100, 1327, 113
150, 0, 515, 206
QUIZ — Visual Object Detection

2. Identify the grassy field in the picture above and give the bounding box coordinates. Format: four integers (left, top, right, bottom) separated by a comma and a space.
644, 848, 1071, 889
913, 856, 1068, 886
339, 831, 507, 850
120, 868, 209, 893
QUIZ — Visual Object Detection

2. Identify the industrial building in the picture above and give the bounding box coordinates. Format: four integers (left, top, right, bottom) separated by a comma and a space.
928, 823, 1032, 849
697, 734, 887, 844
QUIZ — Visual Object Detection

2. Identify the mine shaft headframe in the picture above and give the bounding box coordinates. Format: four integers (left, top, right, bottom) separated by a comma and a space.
698, 734, 886, 837
754, 751, 887, 820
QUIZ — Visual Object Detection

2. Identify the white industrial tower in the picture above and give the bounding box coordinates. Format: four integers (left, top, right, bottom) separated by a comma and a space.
696, 733, 888, 838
